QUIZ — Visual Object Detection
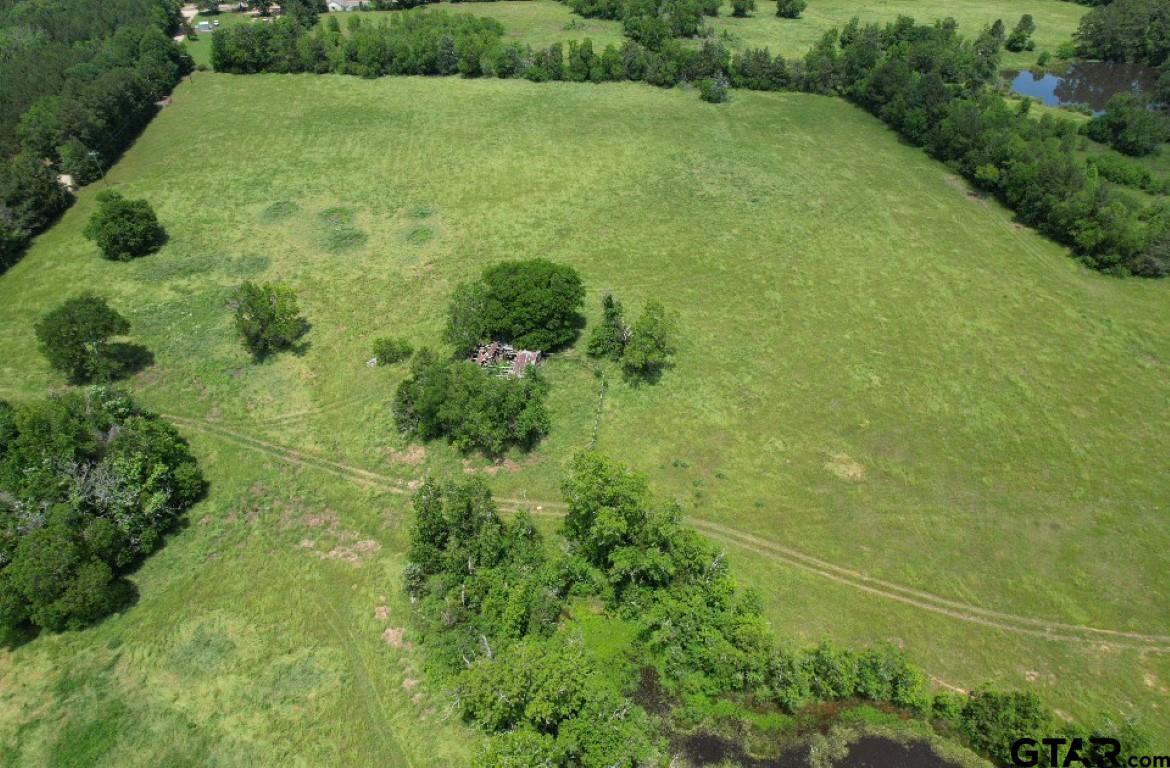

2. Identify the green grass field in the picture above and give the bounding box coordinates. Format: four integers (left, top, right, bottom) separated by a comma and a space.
706, 0, 1087, 68
1, 73, 1168, 763
186, 0, 1086, 72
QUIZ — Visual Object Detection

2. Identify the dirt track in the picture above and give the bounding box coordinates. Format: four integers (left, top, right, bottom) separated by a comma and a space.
164, 413, 1170, 653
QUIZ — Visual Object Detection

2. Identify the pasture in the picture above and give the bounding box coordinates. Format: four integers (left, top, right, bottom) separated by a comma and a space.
186, 0, 1086, 72
0, 73, 1168, 763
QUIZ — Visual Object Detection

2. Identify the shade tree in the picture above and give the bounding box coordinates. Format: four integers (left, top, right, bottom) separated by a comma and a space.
34, 294, 137, 383
230, 281, 309, 360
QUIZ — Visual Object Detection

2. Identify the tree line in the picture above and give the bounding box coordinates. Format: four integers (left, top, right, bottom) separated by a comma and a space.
403, 454, 1154, 767
0, 0, 190, 273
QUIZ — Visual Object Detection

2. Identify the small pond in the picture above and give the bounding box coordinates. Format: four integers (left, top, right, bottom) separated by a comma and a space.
675, 733, 963, 767
1004, 61, 1160, 113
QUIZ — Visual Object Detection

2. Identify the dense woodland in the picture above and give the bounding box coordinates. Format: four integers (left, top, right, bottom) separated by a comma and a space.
0, 0, 189, 272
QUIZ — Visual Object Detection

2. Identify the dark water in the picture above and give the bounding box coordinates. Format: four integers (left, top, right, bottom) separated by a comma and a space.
1005, 61, 1159, 113
675, 733, 963, 767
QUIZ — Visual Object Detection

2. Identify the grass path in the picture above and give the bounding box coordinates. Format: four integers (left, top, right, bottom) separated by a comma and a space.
165, 414, 1170, 652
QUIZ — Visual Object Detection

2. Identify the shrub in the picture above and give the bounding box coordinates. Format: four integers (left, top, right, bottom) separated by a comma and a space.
393, 350, 551, 455
698, 73, 730, 103
83, 191, 166, 261
34, 294, 132, 383
0, 389, 203, 638
959, 689, 1053, 765
776, 0, 805, 19
444, 259, 585, 354
730, 0, 754, 18
372, 336, 413, 365
230, 281, 309, 360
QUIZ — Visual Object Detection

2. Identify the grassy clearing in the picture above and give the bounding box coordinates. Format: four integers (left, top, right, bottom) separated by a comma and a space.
706, 0, 1087, 69
0, 73, 1168, 757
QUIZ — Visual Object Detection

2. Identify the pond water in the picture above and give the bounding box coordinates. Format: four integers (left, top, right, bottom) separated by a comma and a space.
675, 733, 963, 767
1005, 61, 1159, 113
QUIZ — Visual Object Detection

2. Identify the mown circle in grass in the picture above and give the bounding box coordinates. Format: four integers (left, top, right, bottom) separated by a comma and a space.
318, 206, 356, 226
405, 226, 434, 245
322, 226, 368, 252
261, 200, 298, 222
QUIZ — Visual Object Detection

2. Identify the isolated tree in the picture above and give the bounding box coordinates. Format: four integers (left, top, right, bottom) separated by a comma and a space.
586, 293, 629, 360
230, 281, 309, 360
34, 294, 131, 383
776, 0, 805, 19
83, 191, 166, 261
1005, 14, 1036, 52
731, 0, 755, 17
622, 300, 676, 382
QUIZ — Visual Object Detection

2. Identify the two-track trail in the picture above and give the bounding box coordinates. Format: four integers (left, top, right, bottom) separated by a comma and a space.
166, 413, 1170, 653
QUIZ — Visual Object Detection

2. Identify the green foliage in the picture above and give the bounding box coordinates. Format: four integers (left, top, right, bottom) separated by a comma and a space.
958, 689, 1053, 765
0, 388, 203, 639
621, 299, 676, 382
1075, 0, 1170, 66
698, 72, 730, 103
445, 259, 585, 354
443, 280, 491, 355
371, 336, 413, 365
776, 0, 806, 19
1005, 14, 1036, 53
0, 3, 188, 271
393, 350, 551, 455
213, 9, 505, 75
82, 191, 166, 261
230, 281, 309, 360
730, 0, 755, 18
34, 294, 133, 383
1084, 93, 1170, 157
585, 293, 628, 361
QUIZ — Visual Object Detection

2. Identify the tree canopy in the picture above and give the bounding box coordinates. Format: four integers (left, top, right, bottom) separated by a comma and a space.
393, 349, 551, 455
34, 294, 135, 383
83, 191, 167, 261
445, 259, 585, 354
0, 388, 203, 639
230, 281, 309, 360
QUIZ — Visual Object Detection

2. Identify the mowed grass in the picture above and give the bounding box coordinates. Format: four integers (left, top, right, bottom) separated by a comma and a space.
0, 73, 1168, 755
